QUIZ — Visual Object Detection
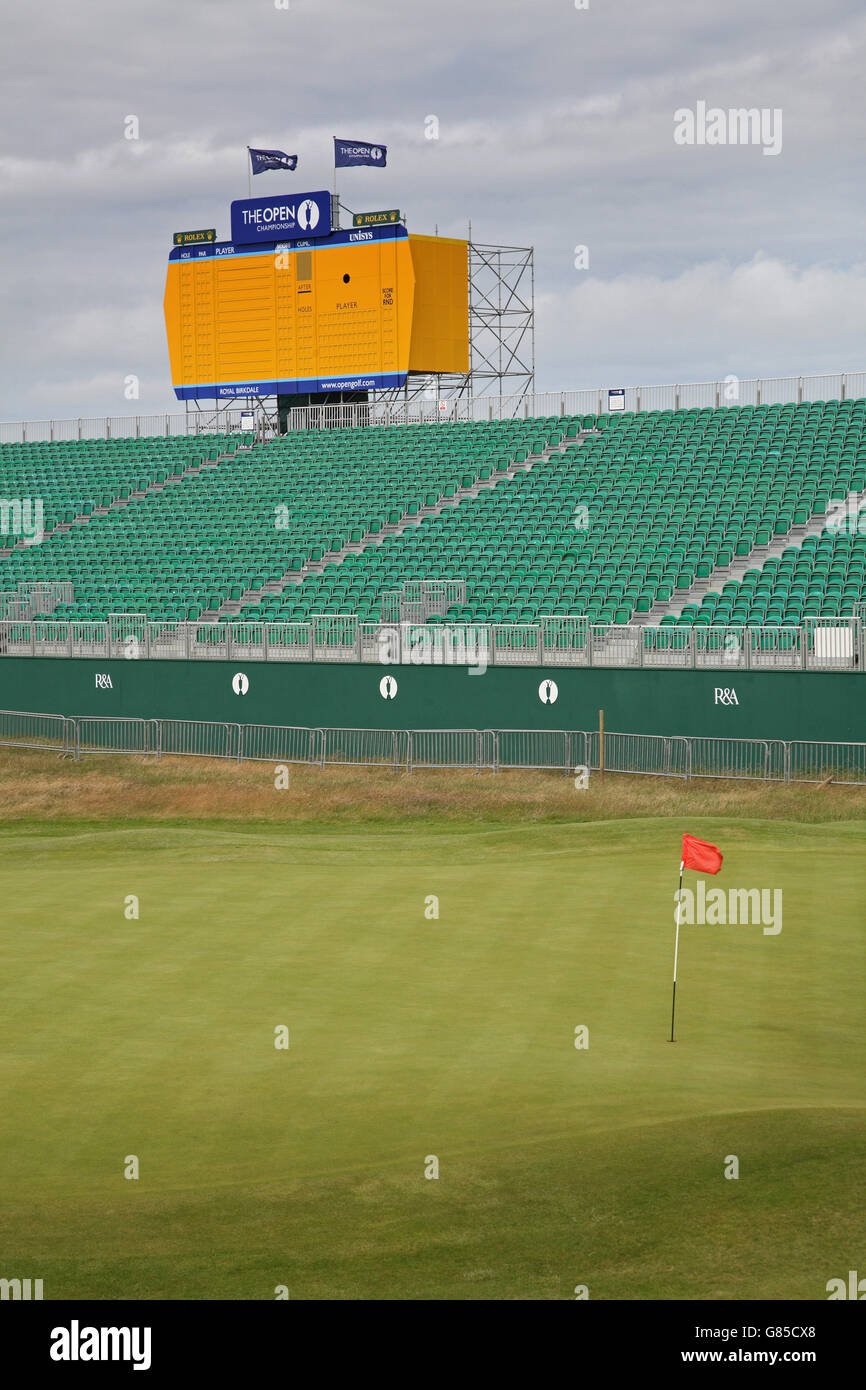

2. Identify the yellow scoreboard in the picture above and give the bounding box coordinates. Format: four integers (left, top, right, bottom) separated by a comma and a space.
163, 222, 468, 400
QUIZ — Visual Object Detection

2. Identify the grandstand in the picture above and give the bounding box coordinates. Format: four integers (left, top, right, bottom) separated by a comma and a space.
1, 398, 865, 634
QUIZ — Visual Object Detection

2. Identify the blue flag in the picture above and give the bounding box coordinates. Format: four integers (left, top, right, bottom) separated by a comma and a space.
334, 137, 387, 169
249, 147, 298, 175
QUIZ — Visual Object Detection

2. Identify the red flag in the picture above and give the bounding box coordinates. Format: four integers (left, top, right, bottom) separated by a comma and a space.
682, 833, 723, 875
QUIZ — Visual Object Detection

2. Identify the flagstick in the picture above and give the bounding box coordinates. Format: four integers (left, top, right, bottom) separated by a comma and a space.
670, 860, 684, 1042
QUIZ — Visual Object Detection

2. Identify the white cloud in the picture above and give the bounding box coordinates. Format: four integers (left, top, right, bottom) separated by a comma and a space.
539, 256, 866, 387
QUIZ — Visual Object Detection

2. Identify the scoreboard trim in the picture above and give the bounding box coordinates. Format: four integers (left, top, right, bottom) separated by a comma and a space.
172, 370, 409, 400
167, 226, 468, 261
167, 224, 412, 261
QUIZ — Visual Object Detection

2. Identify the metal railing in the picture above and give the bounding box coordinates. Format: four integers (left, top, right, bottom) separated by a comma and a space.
321, 727, 409, 770
74, 716, 156, 757
687, 736, 783, 782
241, 723, 317, 764
0, 616, 861, 671
381, 579, 467, 624
1, 709, 865, 783
3, 370, 865, 443
158, 719, 239, 760
584, 730, 692, 779
407, 729, 488, 772
787, 740, 866, 784
0, 708, 68, 752
495, 728, 579, 771
0, 582, 73, 621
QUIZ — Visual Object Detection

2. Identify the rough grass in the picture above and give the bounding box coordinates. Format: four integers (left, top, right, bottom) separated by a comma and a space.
1, 747, 866, 826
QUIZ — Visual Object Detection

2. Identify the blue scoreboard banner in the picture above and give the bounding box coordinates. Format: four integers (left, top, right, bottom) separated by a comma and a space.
230, 189, 331, 245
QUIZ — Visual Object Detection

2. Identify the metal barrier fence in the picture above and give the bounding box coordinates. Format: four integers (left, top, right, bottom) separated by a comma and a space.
0, 708, 68, 752
1, 616, 861, 670
158, 719, 239, 760
585, 731, 692, 779
240, 723, 316, 764
408, 729, 489, 772
0, 582, 73, 621
787, 741, 866, 784
74, 716, 156, 757
687, 736, 782, 782
321, 727, 408, 770
1, 709, 865, 783
495, 729, 579, 771
3, 371, 866, 442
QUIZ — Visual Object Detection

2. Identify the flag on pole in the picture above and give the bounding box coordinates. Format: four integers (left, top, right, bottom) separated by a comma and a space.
334, 137, 387, 168
670, 832, 724, 1042
249, 147, 298, 174
682, 833, 723, 875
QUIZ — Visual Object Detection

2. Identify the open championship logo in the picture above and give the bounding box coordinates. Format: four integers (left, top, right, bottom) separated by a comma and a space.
297, 199, 320, 232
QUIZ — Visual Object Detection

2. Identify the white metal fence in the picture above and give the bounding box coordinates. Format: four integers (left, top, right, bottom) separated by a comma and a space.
0, 709, 67, 752
1, 709, 864, 782
3, 370, 865, 443
1, 616, 861, 671
495, 729, 577, 771
0, 582, 73, 621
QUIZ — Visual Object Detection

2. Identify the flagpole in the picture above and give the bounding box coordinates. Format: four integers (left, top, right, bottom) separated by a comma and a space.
247, 147, 251, 198
670, 860, 684, 1042
332, 138, 339, 229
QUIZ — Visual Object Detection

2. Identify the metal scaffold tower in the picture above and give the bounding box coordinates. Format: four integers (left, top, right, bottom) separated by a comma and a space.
445, 240, 535, 399
377, 239, 535, 408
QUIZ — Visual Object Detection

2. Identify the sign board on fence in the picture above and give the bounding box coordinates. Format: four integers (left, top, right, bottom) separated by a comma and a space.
352, 210, 401, 228
172, 229, 216, 246
608, 388, 626, 412
813, 627, 853, 661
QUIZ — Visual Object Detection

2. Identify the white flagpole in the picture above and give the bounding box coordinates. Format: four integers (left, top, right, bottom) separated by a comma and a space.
670, 859, 684, 1042
247, 147, 252, 198
332, 138, 340, 228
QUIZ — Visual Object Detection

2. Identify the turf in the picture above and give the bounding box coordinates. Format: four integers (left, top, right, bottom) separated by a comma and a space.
0, 816, 863, 1300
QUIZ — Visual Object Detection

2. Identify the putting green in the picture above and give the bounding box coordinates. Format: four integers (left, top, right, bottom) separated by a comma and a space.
0, 818, 863, 1300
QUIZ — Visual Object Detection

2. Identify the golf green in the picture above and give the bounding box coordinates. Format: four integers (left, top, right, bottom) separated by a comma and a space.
1, 818, 863, 1299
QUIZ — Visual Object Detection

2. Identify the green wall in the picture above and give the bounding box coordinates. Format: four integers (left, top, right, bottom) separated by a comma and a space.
0, 657, 863, 743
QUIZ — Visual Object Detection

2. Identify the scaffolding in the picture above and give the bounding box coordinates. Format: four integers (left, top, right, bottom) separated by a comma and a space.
446, 239, 535, 399
377, 239, 535, 409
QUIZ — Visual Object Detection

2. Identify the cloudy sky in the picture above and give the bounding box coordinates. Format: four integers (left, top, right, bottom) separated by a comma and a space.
1, 0, 864, 421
